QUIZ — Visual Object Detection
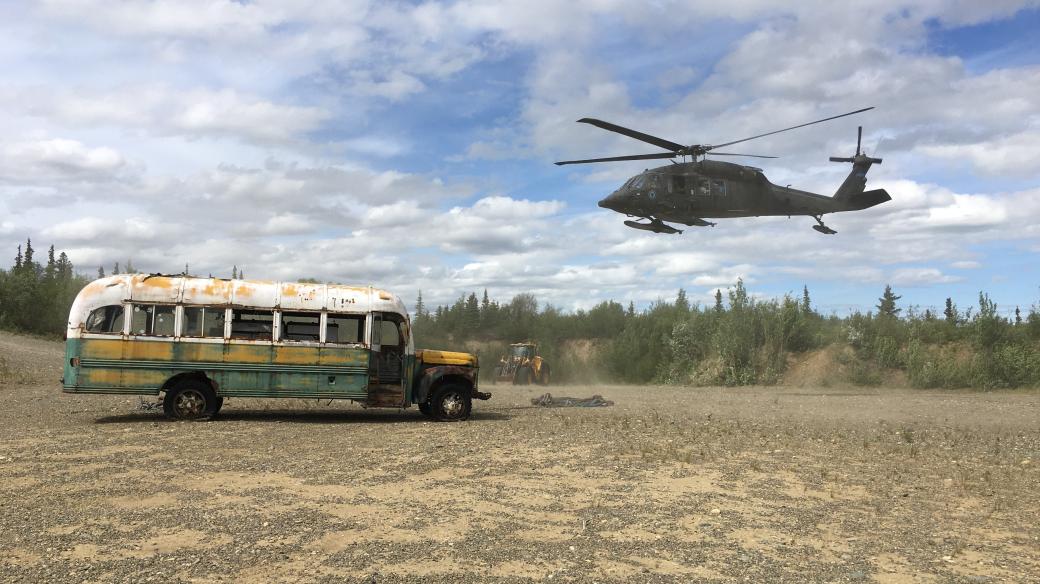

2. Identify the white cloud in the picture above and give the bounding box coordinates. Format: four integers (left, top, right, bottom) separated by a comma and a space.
890, 267, 961, 287
0, 138, 128, 184
7, 86, 329, 144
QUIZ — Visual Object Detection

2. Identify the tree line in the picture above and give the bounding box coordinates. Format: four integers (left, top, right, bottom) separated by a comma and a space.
413, 282, 1040, 389
2, 241, 1038, 388
0, 239, 91, 336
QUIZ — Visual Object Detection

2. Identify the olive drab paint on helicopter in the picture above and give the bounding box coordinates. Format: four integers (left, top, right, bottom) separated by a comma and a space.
557, 107, 891, 235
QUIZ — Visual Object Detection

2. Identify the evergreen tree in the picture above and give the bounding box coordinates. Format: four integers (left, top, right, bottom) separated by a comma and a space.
944, 297, 958, 324
1015, 306, 1022, 325
714, 289, 724, 313
415, 290, 426, 318
97, 265, 105, 278
125, 258, 135, 274
23, 238, 34, 269
464, 292, 480, 334
801, 285, 812, 314
232, 265, 238, 279
676, 288, 689, 312
877, 285, 902, 318
113, 262, 120, 275
627, 301, 635, 317
14, 244, 22, 270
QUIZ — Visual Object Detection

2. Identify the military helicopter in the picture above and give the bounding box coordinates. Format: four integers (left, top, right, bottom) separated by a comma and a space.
555, 107, 888, 234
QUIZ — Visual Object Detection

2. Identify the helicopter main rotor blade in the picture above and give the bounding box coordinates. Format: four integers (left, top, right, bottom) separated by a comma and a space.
576, 118, 686, 152
707, 152, 778, 159
555, 152, 678, 166
708, 106, 875, 151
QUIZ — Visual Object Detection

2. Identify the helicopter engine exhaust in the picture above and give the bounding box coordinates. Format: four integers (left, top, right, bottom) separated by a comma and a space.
624, 219, 682, 235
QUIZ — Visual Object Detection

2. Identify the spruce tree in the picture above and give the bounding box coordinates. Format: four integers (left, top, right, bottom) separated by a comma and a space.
113, 262, 120, 275
801, 285, 812, 313
23, 238, 34, 270
676, 288, 689, 312
877, 285, 902, 318
98, 265, 106, 278
415, 290, 426, 318
714, 289, 724, 313
232, 265, 238, 279
943, 297, 957, 324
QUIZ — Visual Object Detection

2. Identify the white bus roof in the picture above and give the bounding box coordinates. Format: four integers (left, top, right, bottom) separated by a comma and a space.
69, 275, 408, 326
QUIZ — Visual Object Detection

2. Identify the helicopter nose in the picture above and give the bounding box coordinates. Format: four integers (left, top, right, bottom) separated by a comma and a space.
599, 191, 621, 210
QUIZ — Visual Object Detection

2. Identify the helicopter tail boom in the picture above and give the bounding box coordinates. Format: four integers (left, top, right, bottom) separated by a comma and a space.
830, 125, 884, 205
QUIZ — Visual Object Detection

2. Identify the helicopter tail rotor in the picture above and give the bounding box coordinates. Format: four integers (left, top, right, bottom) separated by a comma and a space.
830, 126, 883, 164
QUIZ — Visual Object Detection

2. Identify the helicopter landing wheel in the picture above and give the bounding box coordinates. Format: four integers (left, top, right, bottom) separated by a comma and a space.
811, 215, 837, 235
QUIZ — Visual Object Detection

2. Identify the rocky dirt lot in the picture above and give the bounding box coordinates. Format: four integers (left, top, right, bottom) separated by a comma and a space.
2, 331, 1039, 583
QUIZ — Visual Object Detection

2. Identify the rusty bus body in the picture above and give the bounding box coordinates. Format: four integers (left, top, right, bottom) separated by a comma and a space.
63, 275, 488, 421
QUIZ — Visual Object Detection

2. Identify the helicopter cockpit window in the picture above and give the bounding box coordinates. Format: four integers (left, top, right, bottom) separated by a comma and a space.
631, 176, 646, 189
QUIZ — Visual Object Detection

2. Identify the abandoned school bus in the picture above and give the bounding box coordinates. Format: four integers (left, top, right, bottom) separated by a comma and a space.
63, 274, 489, 421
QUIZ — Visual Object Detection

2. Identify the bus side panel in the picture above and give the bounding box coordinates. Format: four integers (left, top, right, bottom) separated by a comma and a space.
318, 346, 369, 399
123, 338, 176, 389
174, 341, 227, 392
223, 343, 273, 396
271, 346, 320, 396
73, 338, 154, 394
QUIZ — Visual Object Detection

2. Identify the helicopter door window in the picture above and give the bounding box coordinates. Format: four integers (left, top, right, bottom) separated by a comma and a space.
695, 178, 710, 196
711, 179, 727, 196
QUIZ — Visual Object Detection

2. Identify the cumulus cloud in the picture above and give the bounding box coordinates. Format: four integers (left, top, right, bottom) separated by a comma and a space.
2, 1, 1039, 312
6, 86, 329, 144
0, 138, 127, 184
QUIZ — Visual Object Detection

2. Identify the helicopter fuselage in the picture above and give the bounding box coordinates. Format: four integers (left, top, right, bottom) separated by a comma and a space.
598, 159, 850, 223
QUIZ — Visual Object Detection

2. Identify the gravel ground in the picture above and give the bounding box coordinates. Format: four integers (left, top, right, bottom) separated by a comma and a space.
1, 331, 1039, 583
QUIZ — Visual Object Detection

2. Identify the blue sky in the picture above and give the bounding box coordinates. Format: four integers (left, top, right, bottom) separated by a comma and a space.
1, 1, 1039, 317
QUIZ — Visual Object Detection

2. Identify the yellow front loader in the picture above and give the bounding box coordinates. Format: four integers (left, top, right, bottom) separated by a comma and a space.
493, 342, 550, 385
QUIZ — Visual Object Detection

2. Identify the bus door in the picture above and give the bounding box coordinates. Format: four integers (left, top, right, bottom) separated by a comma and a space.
368, 312, 406, 406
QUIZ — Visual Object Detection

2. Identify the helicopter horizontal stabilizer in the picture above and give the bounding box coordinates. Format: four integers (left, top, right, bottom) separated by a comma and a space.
847, 188, 891, 210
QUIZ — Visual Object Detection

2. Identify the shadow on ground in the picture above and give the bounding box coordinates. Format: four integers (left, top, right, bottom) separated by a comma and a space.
94, 408, 511, 425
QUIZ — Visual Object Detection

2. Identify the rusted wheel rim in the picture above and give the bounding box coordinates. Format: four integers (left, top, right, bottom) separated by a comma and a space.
440, 392, 464, 418
174, 389, 206, 418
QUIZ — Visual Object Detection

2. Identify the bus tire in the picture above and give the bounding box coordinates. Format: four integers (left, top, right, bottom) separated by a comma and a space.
430, 383, 471, 422
163, 381, 217, 421
418, 401, 432, 416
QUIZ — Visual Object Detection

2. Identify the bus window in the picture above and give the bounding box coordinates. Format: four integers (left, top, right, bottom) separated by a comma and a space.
281, 312, 320, 342
84, 305, 124, 334
230, 309, 274, 340
326, 315, 364, 344
183, 307, 225, 338
130, 304, 175, 336
379, 319, 401, 346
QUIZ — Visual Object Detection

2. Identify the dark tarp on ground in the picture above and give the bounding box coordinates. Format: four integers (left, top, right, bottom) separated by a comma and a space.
530, 393, 614, 407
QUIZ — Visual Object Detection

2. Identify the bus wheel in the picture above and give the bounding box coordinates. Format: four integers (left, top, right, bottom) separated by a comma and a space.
418, 401, 432, 416
163, 382, 217, 420
431, 383, 471, 422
